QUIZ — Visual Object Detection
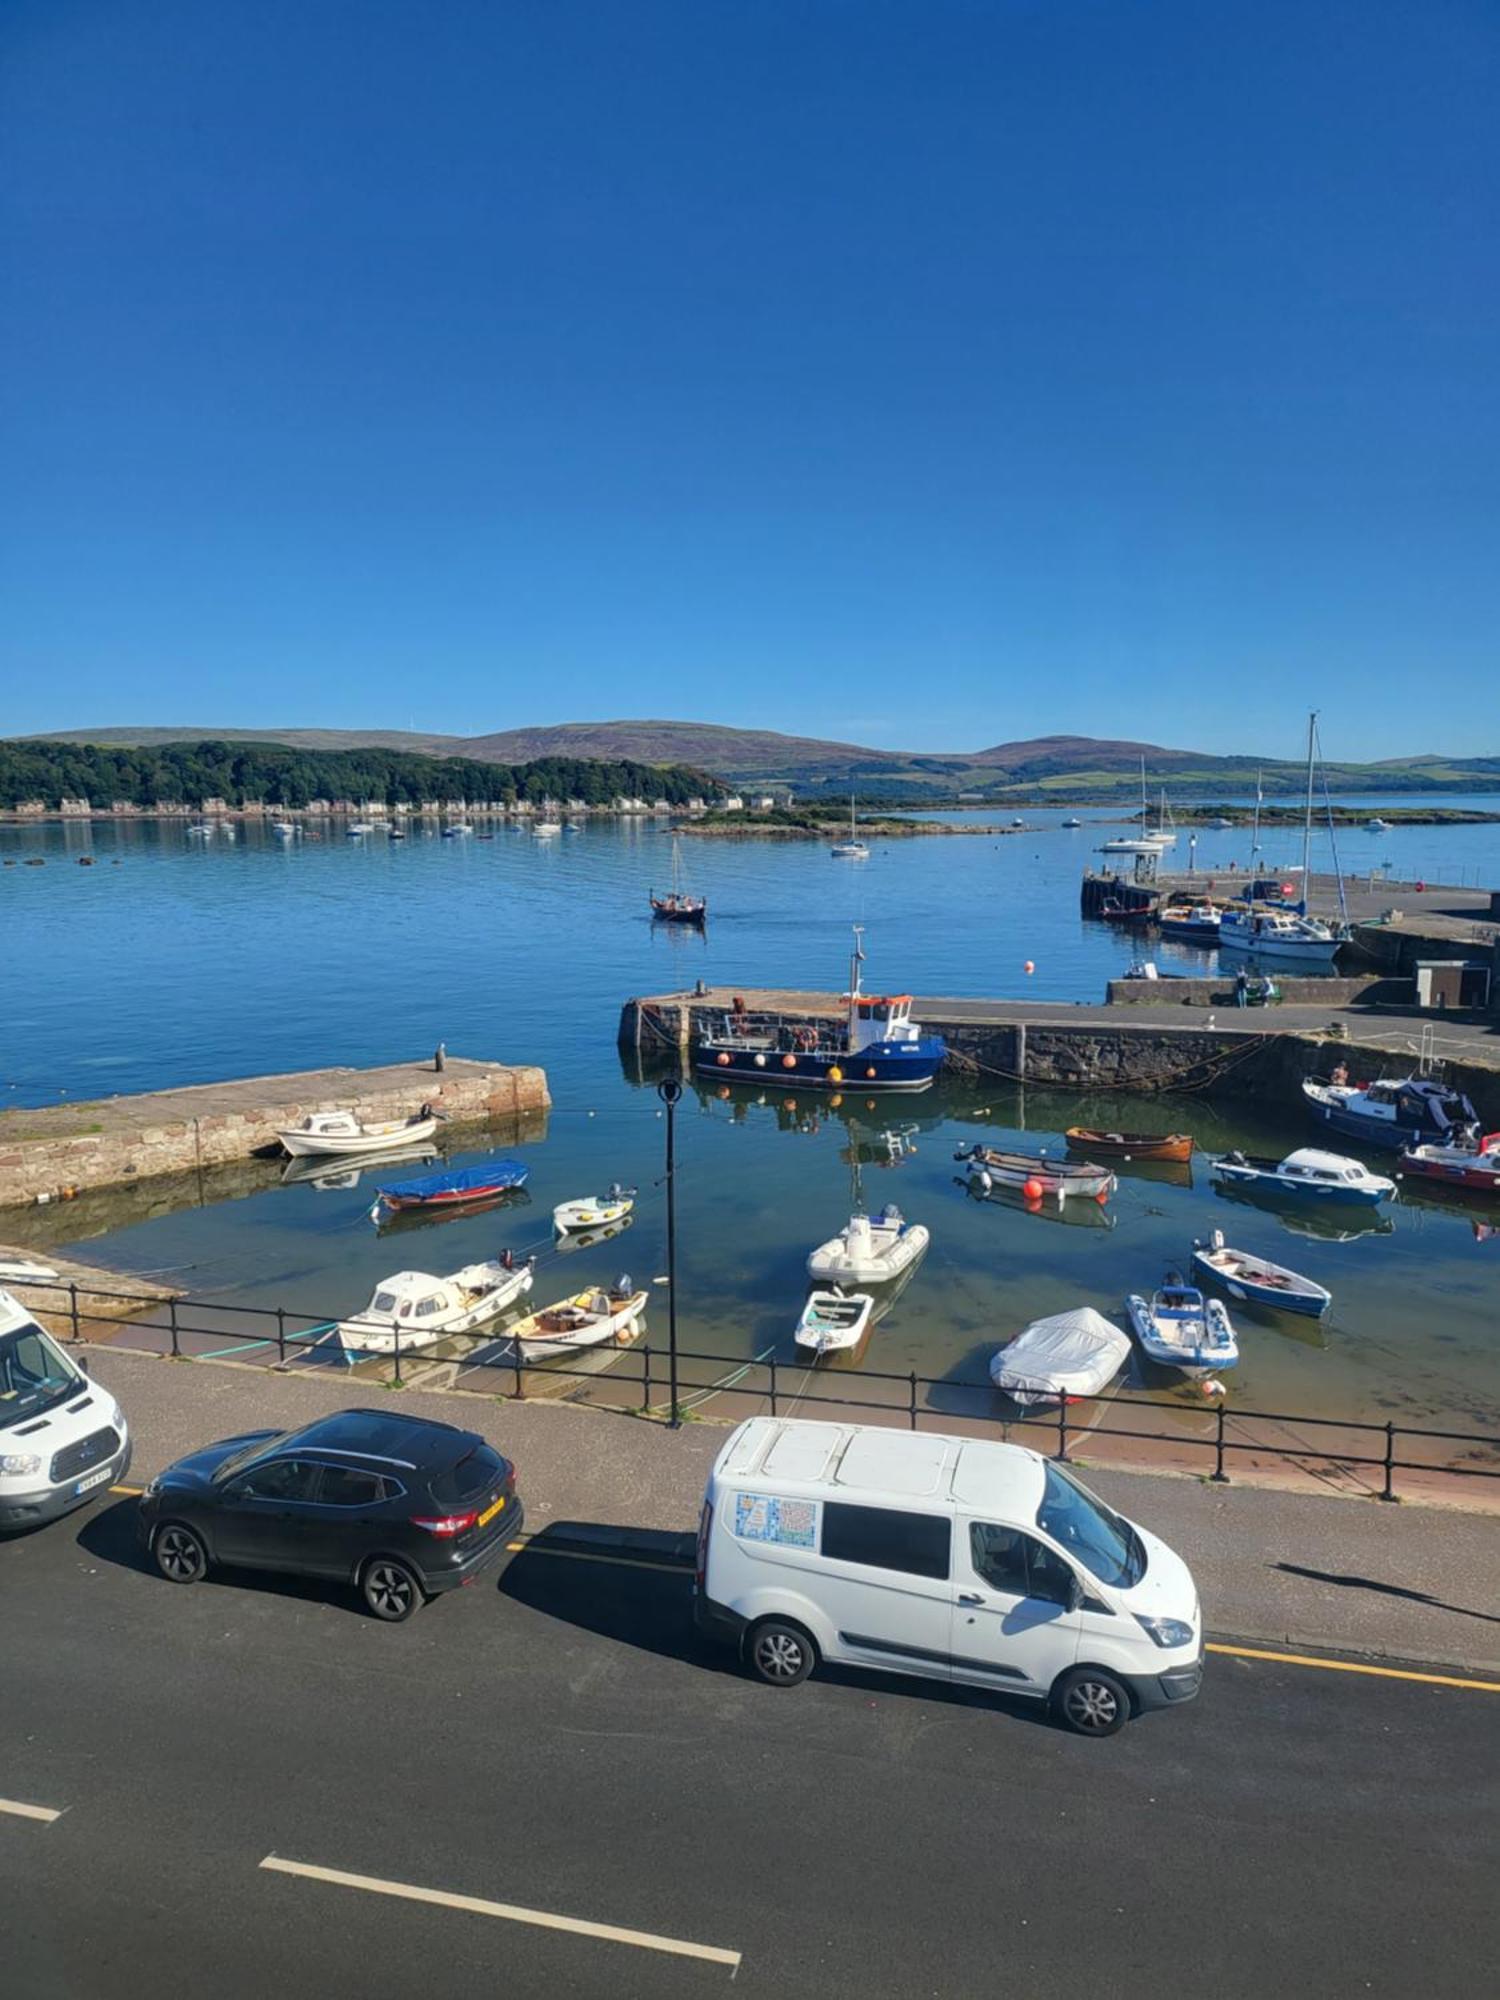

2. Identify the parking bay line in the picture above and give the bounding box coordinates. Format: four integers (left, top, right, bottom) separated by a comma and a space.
1206, 1643, 1500, 1693
0, 1798, 62, 1824
259, 1855, 741, 1971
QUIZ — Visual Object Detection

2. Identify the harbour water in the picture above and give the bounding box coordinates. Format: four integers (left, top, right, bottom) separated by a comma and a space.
4, 808, 1498, 1446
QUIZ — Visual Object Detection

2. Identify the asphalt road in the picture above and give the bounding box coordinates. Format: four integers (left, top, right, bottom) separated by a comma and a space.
3, 1496, 1498, 1998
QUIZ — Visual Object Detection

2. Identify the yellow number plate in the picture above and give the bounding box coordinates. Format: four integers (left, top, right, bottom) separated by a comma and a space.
478, 1493, 509, 1528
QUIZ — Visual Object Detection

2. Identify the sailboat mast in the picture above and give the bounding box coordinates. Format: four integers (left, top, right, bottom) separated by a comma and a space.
848, 924, 865, 1043
1251, 770, 1262, 858
1301, 711, 1317, 909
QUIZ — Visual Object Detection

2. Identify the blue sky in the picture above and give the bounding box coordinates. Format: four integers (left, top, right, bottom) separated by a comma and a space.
2, 1, 1495, 760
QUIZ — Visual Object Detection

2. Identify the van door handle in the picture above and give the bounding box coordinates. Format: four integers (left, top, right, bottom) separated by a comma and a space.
957, 1591, 985, 1606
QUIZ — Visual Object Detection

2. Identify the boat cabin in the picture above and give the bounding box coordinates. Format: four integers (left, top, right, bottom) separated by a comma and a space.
362, 1271, 459, 1325
847, 993, 922, 1051
1279, 1150, 1377, 1187
289, 1111, 364, 1140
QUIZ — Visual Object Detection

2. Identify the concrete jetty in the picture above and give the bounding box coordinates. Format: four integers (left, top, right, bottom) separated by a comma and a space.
0, 1055, 551, 1208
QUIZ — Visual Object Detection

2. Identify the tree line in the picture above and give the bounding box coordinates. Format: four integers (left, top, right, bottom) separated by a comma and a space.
0, 740, 722, 810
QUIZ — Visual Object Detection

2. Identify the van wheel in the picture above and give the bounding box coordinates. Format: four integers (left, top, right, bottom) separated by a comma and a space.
746, 1618, 817, 1687
1052, 1666, 1131, 1737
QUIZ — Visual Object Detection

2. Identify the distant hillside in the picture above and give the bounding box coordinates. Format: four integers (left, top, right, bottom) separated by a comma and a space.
17, 721, 1500, 797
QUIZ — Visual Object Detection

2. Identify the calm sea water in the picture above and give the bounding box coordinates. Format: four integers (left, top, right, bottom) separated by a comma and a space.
5, 808, 1498, 1441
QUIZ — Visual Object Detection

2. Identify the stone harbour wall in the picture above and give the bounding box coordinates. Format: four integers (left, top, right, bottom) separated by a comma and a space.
0, 1057, 551, 1208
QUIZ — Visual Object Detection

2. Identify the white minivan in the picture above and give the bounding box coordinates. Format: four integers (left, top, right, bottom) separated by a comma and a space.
0, 1289, 131, 1531
695, 1418, 1202, 1736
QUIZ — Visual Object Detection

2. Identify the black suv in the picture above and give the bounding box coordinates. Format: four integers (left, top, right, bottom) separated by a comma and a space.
138, 1407, 522, 1620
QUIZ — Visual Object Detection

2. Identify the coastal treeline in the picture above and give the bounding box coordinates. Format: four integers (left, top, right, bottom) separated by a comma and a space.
0, 740, 720, 809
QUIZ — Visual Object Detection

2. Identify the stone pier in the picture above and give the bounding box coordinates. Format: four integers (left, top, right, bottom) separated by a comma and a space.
0, 1055, 551, 1207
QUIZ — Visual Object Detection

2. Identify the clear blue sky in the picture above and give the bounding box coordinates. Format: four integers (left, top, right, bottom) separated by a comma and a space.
2, 1, 1495, 759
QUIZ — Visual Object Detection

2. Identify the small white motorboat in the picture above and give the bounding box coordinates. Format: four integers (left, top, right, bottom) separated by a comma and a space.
335, 1257, 535, 1355
989, 1307, 1132, 1407
532, 821, 562, 838
0, 1257, 60, 1283
508, 1280, 647, 1363
1125, 1274, 1239, 1377
277, 1107, 439, 1158
807, 1206, 929, 1284
794, 1289, 875, 1356
552, 1185, 636, 1234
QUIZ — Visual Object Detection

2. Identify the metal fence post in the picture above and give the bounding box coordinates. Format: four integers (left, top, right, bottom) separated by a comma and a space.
909, 1370, 918, 1432
69, 1280, 80, 1342
168, 1297, 181, 1358
769, 1354, 778, 1417
1211, 1401, 1229, 1483
276, 1307, 287, 1367
657, 1077, 683, 1429
1056, 1395, 1069, 1462
1380, 1422, 1399, 1503
392, 1321, 402, 1387
512, 1327, 525, 1401
641, 1341, 652, 1414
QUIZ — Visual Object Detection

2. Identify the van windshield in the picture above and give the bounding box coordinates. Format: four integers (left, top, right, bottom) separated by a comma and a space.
0, 1321, 83, 1426
1035, 1463, 1145, 1589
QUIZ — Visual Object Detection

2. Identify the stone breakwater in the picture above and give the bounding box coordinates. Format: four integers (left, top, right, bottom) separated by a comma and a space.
0, 1056, 551, 1207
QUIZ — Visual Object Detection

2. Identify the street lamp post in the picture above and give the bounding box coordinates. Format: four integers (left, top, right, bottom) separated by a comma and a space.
656, 1077, 682, 1427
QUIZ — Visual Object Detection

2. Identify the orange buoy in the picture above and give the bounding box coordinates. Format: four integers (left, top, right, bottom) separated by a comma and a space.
1023, 1177, 1043, 1201
782, 1053, 797, 1069
717, 1052, 731, 1067
828, 1064, 843, 1083
865, 1066, 877, 1079
1023, 960, 1034, 975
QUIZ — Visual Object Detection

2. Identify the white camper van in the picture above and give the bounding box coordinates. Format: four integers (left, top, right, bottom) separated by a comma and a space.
0, 1289, 130, 1531
695, 1418, 1201, 1736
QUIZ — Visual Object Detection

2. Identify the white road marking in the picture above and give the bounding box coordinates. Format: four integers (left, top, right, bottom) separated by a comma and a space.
259, 1854, 741, 1971
0, 1797, 62, 1824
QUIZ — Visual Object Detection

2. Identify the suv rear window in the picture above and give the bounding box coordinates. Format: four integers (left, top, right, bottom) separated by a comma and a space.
429, 1444, 506, 1507
821, 1501, 950, 1580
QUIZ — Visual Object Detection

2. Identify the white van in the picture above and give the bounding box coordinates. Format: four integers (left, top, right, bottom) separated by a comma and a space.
0, 1289, 131, 1531
694, 1418, 1201, 1736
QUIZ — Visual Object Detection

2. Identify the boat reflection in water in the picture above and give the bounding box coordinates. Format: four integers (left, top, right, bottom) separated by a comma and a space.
1210, 1180, 1395, 1242
372, 1186, 532, 1236
954, 1173, 1117, 1230
279, 1143, 439, 1193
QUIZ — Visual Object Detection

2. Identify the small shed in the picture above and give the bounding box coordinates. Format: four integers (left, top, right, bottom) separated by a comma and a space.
1414, 960, 1491, 1010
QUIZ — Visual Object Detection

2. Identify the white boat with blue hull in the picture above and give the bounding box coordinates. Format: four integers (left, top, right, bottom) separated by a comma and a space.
1192, 1230, 1330, 1318
694, 927, 945, 1092
1301, 1075, 1478, 1152
1212, 1147, 1395, 1208
1126, 1275, 1238, 1377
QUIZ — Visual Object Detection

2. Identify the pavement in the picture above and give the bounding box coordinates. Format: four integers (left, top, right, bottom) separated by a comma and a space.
3, 1446, 1499, 1996
78, 1348, 1500, 1672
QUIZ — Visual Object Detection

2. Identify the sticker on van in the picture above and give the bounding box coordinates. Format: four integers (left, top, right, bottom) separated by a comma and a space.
734, 1493, 818, 1549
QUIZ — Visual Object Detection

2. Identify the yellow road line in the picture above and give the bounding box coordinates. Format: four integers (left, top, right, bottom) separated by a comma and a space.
0, 1797, 62, 1825
1206, 1642, 1500, 1692
259, 1855, 741, 1970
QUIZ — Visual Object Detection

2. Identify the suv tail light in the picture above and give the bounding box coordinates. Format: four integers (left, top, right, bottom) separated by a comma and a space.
695, 1500, 713, 1588
412, 1511, 478, 1538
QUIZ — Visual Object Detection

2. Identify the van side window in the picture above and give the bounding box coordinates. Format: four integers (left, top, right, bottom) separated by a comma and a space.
822, 1502, 950, 1580
970, 1523, 1075, 1605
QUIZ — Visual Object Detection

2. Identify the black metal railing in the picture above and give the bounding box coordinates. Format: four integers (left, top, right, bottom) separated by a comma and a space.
21, 1275, 1500, 1504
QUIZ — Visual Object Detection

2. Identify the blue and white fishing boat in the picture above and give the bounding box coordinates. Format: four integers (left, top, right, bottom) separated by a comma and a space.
1300, 1074, 1478, 1152
371, 1159, 529, 1217
1212, 1147, 1394, 1207
694, 927, 945, 1091
1192, 1230, 1330, 1318
1126, 1272, 1239, 1378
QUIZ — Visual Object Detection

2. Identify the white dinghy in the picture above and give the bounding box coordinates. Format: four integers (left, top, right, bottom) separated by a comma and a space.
794, 1289, 875, 1356
508, 1278, 648, 1364
336, 1257, 535, 1355
278, 1107, 438, 1158
807, 1205, 929, 1285
989, 1307, 1131, 1407
553, 1185, 636, 1234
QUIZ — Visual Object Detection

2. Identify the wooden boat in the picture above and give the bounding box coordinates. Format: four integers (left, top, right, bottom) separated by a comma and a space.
553, 1185, 636, 1233
1191, 1230, 1330, 1318
372, 1159, 529, 1215
989, 1308, 1131, 1407
278, 1107, 438, 1158
508, 1282, 648, 1363
1212, 1148, 1394, 1207
1125, 1274, 1238, 1377
1398, 1131, 1500, 1195
1065, 1128, 1194, 1163
956, 1144, 1116, 1202
808, 1206, 929, 1284
1099, 899, 1157, 925
335, 1257, 535, 1355
794, 1289, 875, 1356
